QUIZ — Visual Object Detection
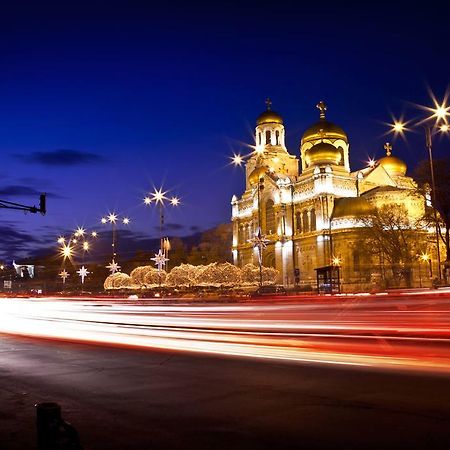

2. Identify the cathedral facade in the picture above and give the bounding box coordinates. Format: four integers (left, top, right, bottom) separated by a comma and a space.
231, 101, 439, 291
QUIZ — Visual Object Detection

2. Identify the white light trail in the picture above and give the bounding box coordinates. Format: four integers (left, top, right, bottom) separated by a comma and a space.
1, 298, 450, 374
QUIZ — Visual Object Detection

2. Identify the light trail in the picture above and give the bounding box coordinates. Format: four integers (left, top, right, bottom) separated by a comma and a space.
1, 296, 450, 374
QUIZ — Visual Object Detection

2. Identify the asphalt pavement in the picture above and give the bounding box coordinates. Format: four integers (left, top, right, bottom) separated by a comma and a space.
1, 334, 450, 450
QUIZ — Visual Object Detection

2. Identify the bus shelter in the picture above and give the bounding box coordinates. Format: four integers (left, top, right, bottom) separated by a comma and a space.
315, 265, 341, 294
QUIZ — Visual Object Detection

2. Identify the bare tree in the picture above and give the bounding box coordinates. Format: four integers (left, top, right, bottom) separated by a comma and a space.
361, 204, 426, 287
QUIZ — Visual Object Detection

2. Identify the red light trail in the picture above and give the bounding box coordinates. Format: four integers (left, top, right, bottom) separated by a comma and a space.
1, 295, 450, 374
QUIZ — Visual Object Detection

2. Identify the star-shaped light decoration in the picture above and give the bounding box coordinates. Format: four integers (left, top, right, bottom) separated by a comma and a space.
151, 249, 169, 272
151, 188, 168, 205
77, 265, 90, 284
248, 229, 270, 264
106, 259, 121, 274
59, 269, 70, 284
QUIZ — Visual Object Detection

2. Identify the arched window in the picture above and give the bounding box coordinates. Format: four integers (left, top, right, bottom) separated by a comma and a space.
258, 132, 262, 145
275, 130, 280, 145
265, 199, 275, 234
310, 209, 316, 231
247, 224, 252, 241
302, 210, 309, 233
295, 211, 302, 233
266, 130, 271, 145
353, 251, 361, 272
338, 147, 345, 165
238, 225, 244, 244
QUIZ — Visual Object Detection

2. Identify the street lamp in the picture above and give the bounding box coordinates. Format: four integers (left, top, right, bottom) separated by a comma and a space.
231, 148, 271, 288
389, 95, 449, 282
101, 213, 130, 274
57, 226, 98, 288
420, 252, 432, 279
248, 178, 269, 288
143, 187, 180, 276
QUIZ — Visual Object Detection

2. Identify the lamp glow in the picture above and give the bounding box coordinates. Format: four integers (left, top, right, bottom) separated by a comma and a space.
420, 253, 430, 262
393, 121, 405, 133
152, 188, 167, 204
232, 154, 243, 166
332, 256, 341, 266
61, 244, 73, 259
432, 104, 449, 121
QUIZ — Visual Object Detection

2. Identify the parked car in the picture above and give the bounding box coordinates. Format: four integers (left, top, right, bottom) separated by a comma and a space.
251, 285, 287, 297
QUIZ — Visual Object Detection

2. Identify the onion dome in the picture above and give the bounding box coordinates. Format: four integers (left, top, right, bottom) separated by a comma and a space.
248, 166, 268, 185
301, 101, 347, 145
332, 197, 374, 219
378, 142, 407, 177
256, 98, 283, 125
305, 142, 342, 166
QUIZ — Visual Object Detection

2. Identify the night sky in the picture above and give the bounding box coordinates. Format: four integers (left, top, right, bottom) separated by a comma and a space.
1, 0, 449, 261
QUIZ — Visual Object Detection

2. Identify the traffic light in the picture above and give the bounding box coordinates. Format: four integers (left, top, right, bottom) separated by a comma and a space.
39, 194, 46, 215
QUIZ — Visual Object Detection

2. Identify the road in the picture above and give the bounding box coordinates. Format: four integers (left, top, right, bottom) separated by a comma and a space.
2, 292, 450, 373
1, 292, 450, 449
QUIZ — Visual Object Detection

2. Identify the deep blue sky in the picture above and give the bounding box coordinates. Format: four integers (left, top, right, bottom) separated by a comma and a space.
1, 0, 449, 261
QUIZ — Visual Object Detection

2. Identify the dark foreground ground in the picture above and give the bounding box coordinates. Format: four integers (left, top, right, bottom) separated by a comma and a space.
1, 335, 450, 450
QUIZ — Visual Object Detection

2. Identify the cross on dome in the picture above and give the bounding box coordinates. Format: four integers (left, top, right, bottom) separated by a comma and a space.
265, 98, 272, 111
316, 101, 327, 119
384, 142, 392, 156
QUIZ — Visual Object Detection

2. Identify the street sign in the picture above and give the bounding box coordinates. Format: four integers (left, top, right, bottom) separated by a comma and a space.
4, 280, 12, 289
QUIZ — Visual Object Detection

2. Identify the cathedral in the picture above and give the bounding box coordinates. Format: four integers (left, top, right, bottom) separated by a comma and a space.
231, 100, 439, 292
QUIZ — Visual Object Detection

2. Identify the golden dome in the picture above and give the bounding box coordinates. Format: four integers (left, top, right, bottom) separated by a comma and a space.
301, 120, 347, 144
378, 156, 407, 176
332, 197, 374, 219
256, 110, 283, 126
305, 142, 342, 166
301, 101, 347, 144
378, 142, 407, 176
248, 166, 268, 185
256, 98, 283, 126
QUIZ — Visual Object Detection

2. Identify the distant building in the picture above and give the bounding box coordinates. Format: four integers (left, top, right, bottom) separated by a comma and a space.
231, 100, 439, 291
12, 260, 35, 278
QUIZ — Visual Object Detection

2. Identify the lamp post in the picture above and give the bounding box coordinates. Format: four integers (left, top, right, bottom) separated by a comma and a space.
331, 255, 342, 294
57, 227, 98, 289
101, 213, 130, 274
390, 96, 449, 283
143, 187, 180, 280
249, 174, 268, 288
420, 252, 432, 279
424, 126, 442, 281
